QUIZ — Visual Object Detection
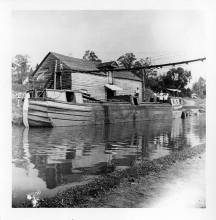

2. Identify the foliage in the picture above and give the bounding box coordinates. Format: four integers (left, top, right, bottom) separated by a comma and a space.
117, 54, 158, 89
117, 52, 136, 69
11, 52, 194, 98
12, 54, 31, 84
133, 57, 158, 88
143, 88, 155, 102
116, 53, 192, 96
180, 88, 192, 97
83, 50, 102, 63
147, 75, 163, 92
159, 67, 192, 91
192, 77, 206, 98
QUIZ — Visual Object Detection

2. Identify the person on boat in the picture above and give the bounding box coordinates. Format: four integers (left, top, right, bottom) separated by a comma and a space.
156, 93, 160, 102
133, 88, 139, 105
164, 93, 169, 103
153, 93, 158, 102
159, 91, 163, 103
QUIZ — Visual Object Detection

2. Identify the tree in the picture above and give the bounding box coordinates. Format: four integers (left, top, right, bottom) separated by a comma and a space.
133, 57, 158, 88
117, 53, 136, 69
13, 54, 30, 84
159, 67, 192, 91
83, 50, 102, 63
181, 87, 192, 97
192, 77, 206, 98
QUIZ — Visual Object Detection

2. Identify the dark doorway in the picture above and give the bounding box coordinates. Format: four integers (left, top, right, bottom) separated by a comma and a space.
56, 73, 62, 89
106, 88, 115, 100
66, 91, 74, 102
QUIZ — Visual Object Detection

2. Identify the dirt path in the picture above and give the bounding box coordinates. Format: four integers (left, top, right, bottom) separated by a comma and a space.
89, 152, 205, 208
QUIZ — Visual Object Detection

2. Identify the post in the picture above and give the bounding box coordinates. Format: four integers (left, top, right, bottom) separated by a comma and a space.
23, 92, 30, 128
60, 74, 62, 89
60, 63, 63, 89
54, 60, 57, 90
142, 69, 146, 102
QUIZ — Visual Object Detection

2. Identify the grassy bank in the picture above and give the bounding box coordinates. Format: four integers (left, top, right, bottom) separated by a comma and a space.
92, 152, 205, 208
15, 144, 205, 208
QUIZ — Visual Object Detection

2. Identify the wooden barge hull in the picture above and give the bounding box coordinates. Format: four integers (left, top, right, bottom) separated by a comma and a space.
25, 99, 181, 127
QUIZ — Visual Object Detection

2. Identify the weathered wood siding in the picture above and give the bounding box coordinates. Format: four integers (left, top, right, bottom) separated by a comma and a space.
71, 72, 142, 101
113, 78, 142, 102
34, 52, 141, 94
27, 100, 175, 127
34, 53, 71, 90
71, 72, 109, 100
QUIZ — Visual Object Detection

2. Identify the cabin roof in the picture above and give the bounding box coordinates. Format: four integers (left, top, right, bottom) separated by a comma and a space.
33, 52, 141, 81
52, 52, 99, 72
97, 61, 118, 69
113, 70, 141, 81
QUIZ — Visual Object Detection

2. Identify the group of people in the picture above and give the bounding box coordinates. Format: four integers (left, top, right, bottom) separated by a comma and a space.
132, 88, 170, 105
154, 92, 169, 103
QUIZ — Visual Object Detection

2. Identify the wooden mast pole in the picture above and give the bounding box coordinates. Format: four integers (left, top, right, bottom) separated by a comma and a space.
54, 60, 57, 90
83, 57, 206, 74
59, 62, 63, 90
142, 69, 146, 102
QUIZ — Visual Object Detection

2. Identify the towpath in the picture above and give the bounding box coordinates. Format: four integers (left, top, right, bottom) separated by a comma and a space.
89, 151, 205, 208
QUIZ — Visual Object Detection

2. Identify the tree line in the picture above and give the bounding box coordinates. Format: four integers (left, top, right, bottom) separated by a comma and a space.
12, 51, 206, 98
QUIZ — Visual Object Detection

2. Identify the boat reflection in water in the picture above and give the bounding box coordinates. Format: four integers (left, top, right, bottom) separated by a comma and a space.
12, 114, 205, 205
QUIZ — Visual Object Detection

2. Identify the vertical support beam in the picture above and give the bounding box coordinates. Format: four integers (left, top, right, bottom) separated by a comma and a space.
60, 63, 63, 90
60, 74, 62, 90
54, 60, 57, 90
142, 69, 146, 102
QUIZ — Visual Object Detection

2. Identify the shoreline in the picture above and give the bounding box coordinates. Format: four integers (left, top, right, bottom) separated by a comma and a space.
14, 143, 205, 208
90, 151, 205, 208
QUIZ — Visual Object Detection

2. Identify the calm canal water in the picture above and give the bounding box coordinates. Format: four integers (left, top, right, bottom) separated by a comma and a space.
12, 114, 205, 205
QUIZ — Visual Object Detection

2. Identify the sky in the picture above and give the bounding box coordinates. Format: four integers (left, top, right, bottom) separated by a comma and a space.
12, 10, 206, 86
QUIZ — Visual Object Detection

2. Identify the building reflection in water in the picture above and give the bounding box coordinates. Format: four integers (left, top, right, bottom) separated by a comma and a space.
12, 114, 206, 201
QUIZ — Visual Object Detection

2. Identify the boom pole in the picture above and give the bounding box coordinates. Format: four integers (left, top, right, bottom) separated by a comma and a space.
83, 57, 206, 73
108, 57, 206, 72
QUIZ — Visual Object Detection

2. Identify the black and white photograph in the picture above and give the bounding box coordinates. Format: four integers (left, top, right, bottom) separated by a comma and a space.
1, 1, 215, 218
10, 9, 208, 209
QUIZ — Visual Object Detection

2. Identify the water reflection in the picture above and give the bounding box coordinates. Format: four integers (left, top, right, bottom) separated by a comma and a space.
12, 114, 205, 204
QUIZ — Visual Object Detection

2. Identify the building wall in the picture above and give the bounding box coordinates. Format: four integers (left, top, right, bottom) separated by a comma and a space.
34, 53, 72, 90
71, 72, 142, 101
113, 78, 142, 102
71, 72, 109, 100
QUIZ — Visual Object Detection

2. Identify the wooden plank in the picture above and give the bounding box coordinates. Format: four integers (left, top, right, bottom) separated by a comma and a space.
30, 100, 92, 111
28, 114, 51, 123
28, 119, 52, 127
28, 110, 49, 118
48, 112, 93, 121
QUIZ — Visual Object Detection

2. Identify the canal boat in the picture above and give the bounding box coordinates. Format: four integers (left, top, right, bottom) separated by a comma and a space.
22, 52, 183, 127
23, 88, 183, 127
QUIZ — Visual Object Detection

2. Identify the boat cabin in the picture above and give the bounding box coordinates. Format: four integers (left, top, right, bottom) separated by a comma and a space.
29, 88, 102, 104
46, 89, 84, 103
31, 52, 143, 103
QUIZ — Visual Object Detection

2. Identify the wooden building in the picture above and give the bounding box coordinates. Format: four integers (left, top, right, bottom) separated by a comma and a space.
33, 52, 142, 102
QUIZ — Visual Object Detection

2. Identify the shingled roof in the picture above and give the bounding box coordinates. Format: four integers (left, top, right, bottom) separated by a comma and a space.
52, 52, 99, 72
